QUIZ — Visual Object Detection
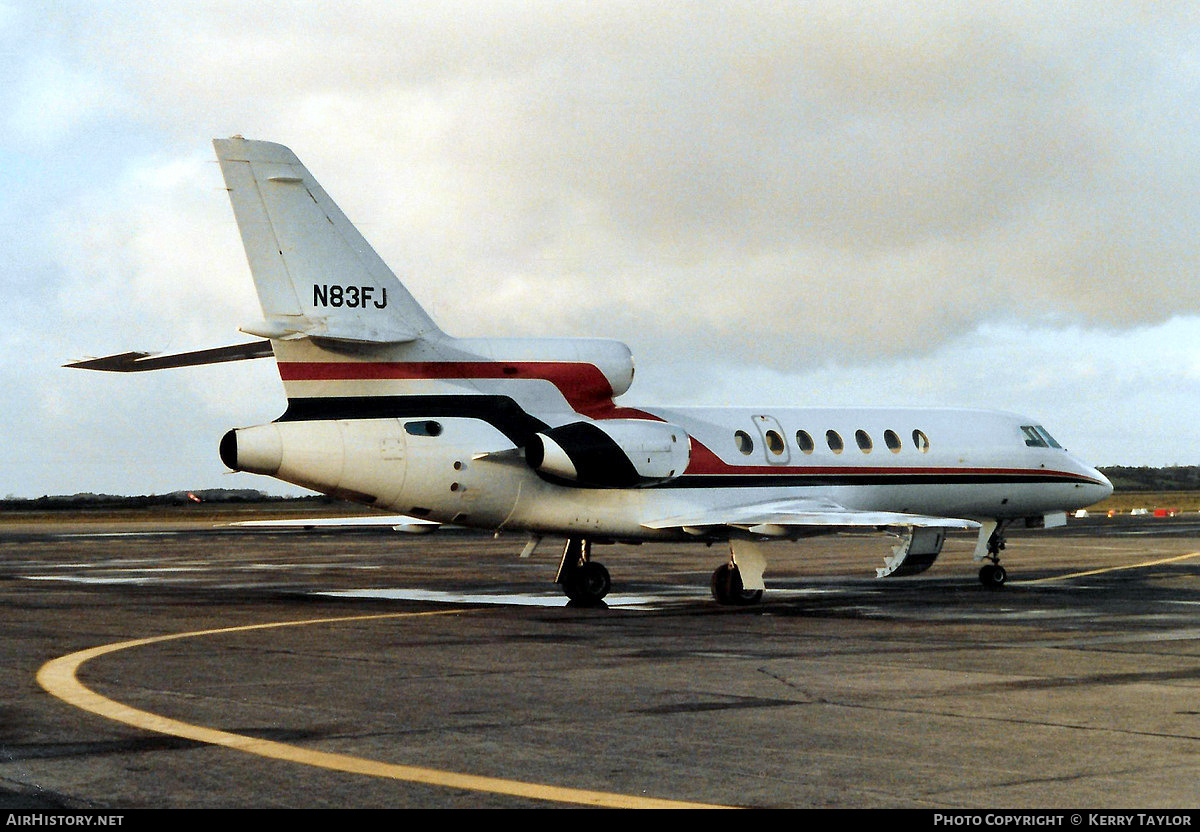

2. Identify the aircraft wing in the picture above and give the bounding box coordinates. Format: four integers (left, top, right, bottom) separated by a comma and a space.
226, 515, 441, 534
642, 497, 979, 538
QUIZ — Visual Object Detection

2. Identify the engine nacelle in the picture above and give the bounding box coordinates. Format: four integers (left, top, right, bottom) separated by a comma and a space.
220, 424, 285, 476
219, 420, 406, 507
526, 419, 690, 488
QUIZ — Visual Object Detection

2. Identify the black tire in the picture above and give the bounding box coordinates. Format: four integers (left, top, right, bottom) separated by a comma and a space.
979, 563, 1007, 589
710, 563, 764, 606
562, 561, 611, 604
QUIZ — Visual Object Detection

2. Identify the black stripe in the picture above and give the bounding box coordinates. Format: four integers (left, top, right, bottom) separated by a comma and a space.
278, 395, 548, 446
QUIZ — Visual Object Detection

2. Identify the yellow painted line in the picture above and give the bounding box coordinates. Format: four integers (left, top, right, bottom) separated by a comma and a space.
37, 610, 729, 809
1016, 551, 1200, 585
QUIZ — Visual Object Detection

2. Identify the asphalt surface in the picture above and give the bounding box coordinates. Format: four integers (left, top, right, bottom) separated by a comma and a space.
2, 513, 1199, 809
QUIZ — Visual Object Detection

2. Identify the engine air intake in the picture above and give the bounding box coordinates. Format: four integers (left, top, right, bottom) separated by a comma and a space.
526, 420, 690, 488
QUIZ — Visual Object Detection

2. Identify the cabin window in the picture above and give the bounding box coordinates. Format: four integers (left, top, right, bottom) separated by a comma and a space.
855, 430, 873, 453
796, 430, 815, 454
765, 430, 786, 455
912, 429, 930, 453
826, 430, 844, 454
405, 420, 443, 437
884, 429, 902, 453
734, 430, 755, 455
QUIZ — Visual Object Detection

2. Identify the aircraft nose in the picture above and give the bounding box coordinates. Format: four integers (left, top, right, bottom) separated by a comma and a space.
1082, 464, 1113, 506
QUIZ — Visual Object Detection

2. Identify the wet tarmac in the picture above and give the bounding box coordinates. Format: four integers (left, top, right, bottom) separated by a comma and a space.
2, 513, 1199, 809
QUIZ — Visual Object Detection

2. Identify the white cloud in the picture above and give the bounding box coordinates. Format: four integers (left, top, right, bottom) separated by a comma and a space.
50, 151, 259, 352
4, 55, 121, 144
7, 1, 1200, 494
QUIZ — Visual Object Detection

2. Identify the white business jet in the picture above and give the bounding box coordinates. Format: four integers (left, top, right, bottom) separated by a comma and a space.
69, 138, 1113, 605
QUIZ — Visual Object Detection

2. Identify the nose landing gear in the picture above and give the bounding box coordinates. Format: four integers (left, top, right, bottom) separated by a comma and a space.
978, 522, 1009, 589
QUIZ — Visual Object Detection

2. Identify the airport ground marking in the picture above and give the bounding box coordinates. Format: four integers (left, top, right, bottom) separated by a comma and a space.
1016, 551, 1200, 584
36, 610, 729, 809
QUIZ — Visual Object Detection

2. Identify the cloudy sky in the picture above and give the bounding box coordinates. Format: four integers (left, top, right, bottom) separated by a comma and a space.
4, 1, 1200, 496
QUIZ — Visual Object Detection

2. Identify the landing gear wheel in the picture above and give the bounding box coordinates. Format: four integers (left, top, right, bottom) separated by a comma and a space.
711, 563, 764, 606
979, 563, 1008, 589
562, 561, 611, 605
556, 538, 610, 605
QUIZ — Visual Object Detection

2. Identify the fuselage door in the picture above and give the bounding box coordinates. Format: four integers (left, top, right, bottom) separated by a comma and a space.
752, 414, 791, 465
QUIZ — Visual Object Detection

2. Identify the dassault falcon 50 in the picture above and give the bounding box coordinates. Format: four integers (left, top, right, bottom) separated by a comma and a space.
70, 137, 1113, 605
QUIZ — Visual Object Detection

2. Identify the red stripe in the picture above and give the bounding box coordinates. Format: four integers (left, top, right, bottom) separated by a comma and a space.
275, 361, 1095, 484
277, 360, 619, 413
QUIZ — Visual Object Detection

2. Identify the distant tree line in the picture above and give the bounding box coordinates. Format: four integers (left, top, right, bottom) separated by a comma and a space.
1098, 466, 1200, 492
0, 490, 351, 512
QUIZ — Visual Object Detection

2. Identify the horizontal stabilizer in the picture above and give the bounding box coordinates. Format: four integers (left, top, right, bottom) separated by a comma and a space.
64, 340, 273, 372
239, 315, 418, 345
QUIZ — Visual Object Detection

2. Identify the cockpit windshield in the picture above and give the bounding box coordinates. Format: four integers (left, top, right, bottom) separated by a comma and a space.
1021, 425, 1063, 449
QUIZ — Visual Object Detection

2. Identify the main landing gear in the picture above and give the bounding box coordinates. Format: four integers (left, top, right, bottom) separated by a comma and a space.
555, 537, 767, 606
556, 538, 611, 605
978, 522, 1009, 589
710, 562, 764, 606
710, 540, 768, 606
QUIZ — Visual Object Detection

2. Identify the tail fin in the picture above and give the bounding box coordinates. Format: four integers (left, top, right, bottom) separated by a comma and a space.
213, 137, 441, 345
71, 137, 635, 427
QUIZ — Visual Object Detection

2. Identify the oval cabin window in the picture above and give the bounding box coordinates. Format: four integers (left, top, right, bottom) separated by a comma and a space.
765, 430, 786, 455
796, 430, 815, 454
734, 430, 755, 455
826, 430, 844, 454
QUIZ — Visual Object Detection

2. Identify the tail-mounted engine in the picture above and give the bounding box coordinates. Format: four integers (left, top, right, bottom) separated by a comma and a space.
526, 420, 690, 488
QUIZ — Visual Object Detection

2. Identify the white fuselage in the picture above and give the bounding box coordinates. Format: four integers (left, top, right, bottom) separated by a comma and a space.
229, 401, 1111, 542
